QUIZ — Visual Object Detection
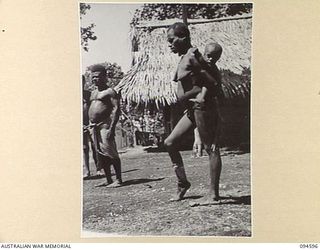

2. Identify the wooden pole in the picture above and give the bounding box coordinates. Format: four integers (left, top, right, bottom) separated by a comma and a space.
182, 5, 188, 25
136, 15, 252, 29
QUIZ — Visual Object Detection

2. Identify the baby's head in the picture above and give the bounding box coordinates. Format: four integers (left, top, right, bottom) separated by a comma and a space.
204, 42, 223, 66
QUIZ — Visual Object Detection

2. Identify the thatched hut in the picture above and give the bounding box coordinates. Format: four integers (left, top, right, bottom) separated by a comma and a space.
116, 14, 252, 148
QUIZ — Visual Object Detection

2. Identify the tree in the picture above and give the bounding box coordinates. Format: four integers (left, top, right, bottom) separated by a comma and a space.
131, 3, 252, 25
102, 62, 124, 87
80, 3, 97, 52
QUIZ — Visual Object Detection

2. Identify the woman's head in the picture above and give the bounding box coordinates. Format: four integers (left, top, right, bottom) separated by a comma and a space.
167, 22, 191, 55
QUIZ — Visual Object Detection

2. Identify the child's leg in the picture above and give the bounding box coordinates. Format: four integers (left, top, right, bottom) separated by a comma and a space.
83, 145, 90, 177
197, 143, 204, 157
83, 132, 90, 177
193, 128, 200, 157
195, 109, 222, 200
192, 140, 197, 157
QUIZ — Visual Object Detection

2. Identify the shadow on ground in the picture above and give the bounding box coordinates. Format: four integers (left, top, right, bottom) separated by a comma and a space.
144, 145, 250, 155
144, 146, 166, 153
187, 195, 251, 207
220, 195, 251, 205
83, 169, 140, 180
120, 178, 165, 187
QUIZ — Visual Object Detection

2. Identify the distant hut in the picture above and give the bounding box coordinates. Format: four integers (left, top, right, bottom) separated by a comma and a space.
116, 14, 252, 148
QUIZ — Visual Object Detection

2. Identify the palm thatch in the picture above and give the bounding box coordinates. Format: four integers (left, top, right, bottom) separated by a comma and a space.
116, 15, 252, 108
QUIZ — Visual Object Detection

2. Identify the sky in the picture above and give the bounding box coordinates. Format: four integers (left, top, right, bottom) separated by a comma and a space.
80, 3, 142, 74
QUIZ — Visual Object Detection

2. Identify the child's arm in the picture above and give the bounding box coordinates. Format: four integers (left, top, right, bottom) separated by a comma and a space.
190, 87, 207, 103
178, 85, 202, 103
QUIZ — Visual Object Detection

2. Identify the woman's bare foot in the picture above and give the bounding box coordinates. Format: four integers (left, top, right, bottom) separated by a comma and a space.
189, 195, 221, 207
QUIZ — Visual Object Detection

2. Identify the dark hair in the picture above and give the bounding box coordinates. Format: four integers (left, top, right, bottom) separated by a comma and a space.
90, 64, 106, 75
206, 42, 223, 61
168, 22, 190, 39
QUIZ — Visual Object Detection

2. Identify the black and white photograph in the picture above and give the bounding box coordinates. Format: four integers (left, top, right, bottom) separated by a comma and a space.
80, 3, 252, 237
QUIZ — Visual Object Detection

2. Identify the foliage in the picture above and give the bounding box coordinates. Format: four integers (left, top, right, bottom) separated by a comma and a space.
80, 3, 97, 52
220, 68, 251, 103
80, 3, 91, 16
131, 3, 253, 24
103, 62, 124, 87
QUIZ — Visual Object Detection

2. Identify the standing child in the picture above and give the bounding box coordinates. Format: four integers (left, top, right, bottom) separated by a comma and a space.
83, 75, 99, 178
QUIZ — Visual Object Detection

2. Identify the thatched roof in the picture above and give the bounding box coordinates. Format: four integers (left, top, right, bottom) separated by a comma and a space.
116, 15, 252, 108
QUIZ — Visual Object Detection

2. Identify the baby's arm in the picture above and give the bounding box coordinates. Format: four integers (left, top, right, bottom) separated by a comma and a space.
190, 87, 207, 103
199, 87, 207, 102
178, 85, 201, 103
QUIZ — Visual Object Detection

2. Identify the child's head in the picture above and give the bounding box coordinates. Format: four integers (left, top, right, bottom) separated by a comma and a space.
204, 43, 223, 65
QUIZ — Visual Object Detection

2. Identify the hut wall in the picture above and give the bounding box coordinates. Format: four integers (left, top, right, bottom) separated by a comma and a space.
220, 101, 250, 150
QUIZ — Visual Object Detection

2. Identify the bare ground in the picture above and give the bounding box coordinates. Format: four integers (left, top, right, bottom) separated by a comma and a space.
82, 147, 251, 237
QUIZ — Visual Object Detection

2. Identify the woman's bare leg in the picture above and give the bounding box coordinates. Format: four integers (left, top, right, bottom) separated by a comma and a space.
164, 113, 194, 200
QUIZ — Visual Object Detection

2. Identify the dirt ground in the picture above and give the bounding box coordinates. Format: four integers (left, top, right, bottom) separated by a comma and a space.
82, 147, 251, 237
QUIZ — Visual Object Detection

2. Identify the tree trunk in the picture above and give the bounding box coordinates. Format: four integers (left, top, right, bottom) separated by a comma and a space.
182, 5, 188, 25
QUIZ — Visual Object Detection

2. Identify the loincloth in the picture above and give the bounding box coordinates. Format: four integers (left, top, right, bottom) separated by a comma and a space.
88, 119, 119, 159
